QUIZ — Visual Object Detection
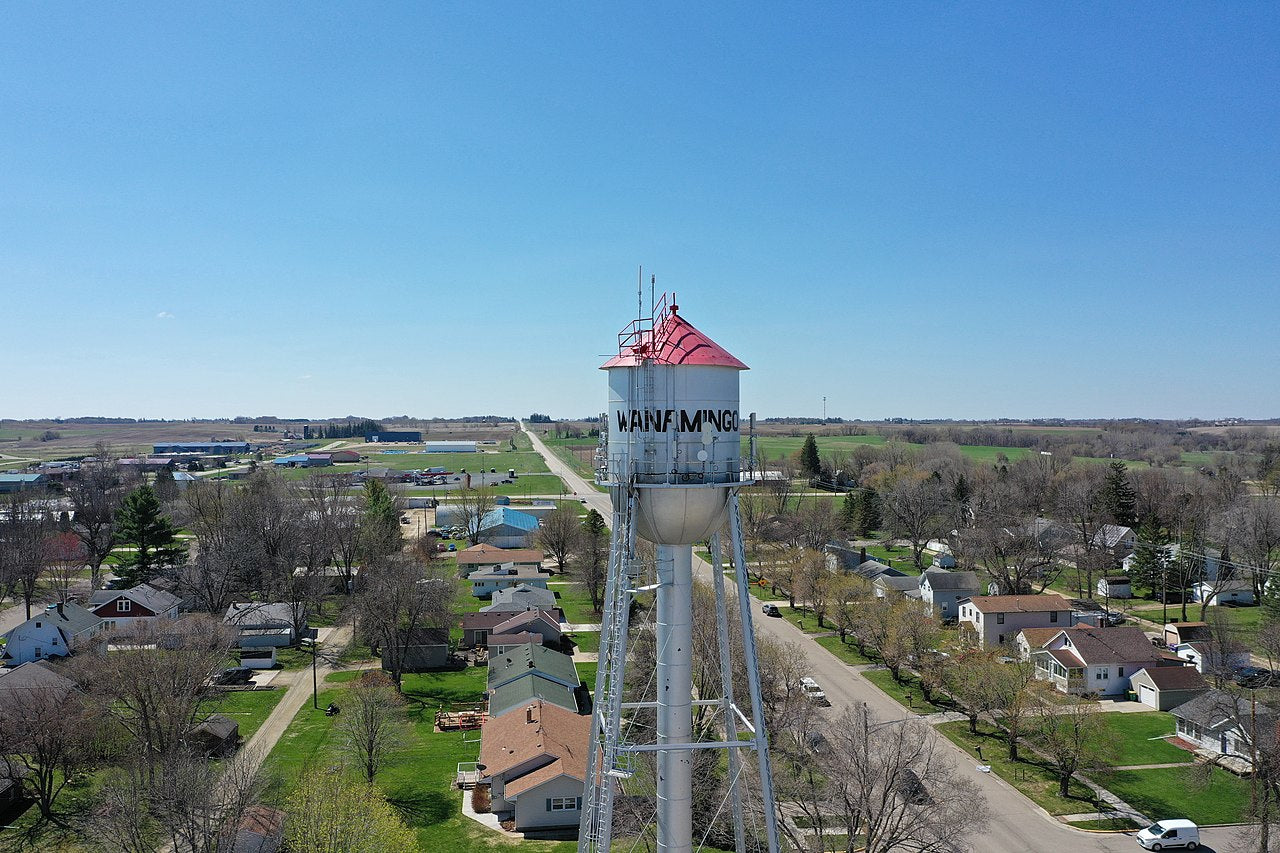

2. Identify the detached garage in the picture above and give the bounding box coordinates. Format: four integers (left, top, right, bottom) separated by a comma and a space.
1130, 665, 1209, 711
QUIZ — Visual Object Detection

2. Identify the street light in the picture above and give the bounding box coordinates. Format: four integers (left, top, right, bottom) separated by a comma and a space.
301, 635, 321, 709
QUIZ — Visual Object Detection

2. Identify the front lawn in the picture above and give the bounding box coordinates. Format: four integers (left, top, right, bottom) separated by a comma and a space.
554, 582, 601, 624
210, 688, 287, 739
260, 667, 578, 852
813, 635, 877, 666
860, 668, 953, 713
1069, 816, 1142, 831
567, 631, 600, 653
1104, 765, 1252, 826
1089, 712, 1188, 767
937, 720, 1098, 816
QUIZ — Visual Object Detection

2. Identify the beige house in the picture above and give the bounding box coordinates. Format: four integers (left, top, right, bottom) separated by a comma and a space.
1130, 665, 1209, 711
958, 595, 1076, 649
479, 700, 590, 831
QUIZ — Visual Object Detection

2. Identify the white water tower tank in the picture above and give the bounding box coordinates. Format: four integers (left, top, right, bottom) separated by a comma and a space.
601, 302, 747, 545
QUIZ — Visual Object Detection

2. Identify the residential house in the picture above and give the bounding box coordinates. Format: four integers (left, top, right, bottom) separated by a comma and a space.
470, 565, 551, 599
1171, 688, 1274, 767
1122, 544, 1223, 580
1130, 666, 1209, 711
190, 714, 239, 757
489, 674, 581, 717
1173, 641, 1250, 675
490, 632, 546, 655
873, 575, 922, 601
1190, 578, 1255, 606
479, 700, 591, 831
457, 544, 545, 578
0, 660, 77, 700
1015, 627, 1066, 661
482, 584, 561, 617
89, 583, 182, 633
223, 602, 301, 648
0, 760, 25, 809
919, 570, 980, 621
1096, 576, 1133, 599
491, 611, 563, 647
383, 628, 451, 673
1029, 625, 1182, 697
477, 507, 541, 549
1, 603, 104, 665
1092, 524, 1137, 559
957, 595, 1076, 649
224, 805, 286, 853
487, 644, 580, 693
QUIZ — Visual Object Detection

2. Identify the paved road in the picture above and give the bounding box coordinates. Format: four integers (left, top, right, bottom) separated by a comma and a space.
521, 422, 1248, 852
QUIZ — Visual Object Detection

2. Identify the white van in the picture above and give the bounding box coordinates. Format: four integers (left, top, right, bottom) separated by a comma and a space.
1136, 818, 1200, 850
799, 677, 826, 704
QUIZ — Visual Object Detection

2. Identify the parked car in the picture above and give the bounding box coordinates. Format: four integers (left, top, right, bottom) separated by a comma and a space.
1136, 818, 1200, 849
447, 544, 457, 551
895, 768, 930, 805
762, 603, 781, 617
1105, 610, 1126, 626
213, 667, 254, 686
799, 676, 826, 704
1233, 665, 1273, 688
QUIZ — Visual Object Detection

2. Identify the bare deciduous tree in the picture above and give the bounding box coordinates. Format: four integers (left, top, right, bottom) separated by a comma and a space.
0, 494, 50, 619
67, 443, 135, 591
356, 555, 456, 689
342, 671, 404, 782
0, 670, 95, 818
536, 505, 581, 574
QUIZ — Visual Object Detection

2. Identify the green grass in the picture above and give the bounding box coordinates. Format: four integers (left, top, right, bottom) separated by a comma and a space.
567, 631, 600, 653
861, 668, 953, 713
209, 688, 287, 739
1131, 602, 1263, 641
813, 634, 877, 666
1088, 712, 1188, 767
1104, 765, 1252, 825
937, 720, 1099, 815
262, 668, 577, 852
553, 582, 601, 624
366, 450, 550, 473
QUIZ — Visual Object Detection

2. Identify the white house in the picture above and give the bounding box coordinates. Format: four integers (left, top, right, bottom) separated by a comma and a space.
1, 603, 104, 665
872, 575, 921, 601
919, 570, 980, 622
223, 602, 301, 648
89, 584, 182, 633
957, 595, 1076, 649
1092, 524, 1136, 558
1028, 625, 1181, 697
1173, 641, 1250, 675
470, 565, 552, 599
1190, 578, 1255, 606
479, 700, 590, 831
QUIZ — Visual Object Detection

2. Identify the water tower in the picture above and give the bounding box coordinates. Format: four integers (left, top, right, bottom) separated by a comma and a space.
579, 292, 780, 853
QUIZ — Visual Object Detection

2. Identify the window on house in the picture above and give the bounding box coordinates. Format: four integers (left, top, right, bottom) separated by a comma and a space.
34, 647, 42, 658
118, 600, 132, 613
1049, 611, 1058, 623
996, 613, 1005, 624
1118, 667, 1124, 677
547, 797, 581, 811
1096, 669, 1109, 680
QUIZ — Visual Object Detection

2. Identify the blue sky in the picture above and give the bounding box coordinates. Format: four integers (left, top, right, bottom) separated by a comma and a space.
3, 3, 1277, 421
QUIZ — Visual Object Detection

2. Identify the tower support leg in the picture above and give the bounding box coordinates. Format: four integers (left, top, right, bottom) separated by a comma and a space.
655, 544, 693, 853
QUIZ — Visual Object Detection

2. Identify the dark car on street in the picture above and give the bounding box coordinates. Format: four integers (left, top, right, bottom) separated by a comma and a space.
1234, 665, 1273, 688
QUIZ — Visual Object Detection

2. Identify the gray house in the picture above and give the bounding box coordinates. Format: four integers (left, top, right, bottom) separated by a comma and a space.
919, 570, 980, 621
1171, 688, 1274, 767
383, 627, 451, 672
223, 602, 301, 648
1130, 665, 1209, 711
482, 584, 559, 614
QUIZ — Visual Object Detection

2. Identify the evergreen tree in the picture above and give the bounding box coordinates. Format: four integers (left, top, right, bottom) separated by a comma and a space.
1101, 461, 1137, 527
115, 485, 185, 587
1127, 517, 1170, 600
799, 434, 822, 478
359, 479, 402, 560
839, 491, 859, 533
855, 488, 882, 537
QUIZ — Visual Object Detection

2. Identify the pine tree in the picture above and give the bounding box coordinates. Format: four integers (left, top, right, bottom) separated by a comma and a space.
856, 488, 883, 537
1101, 461, 1137, 527
799, 434, 821, 478
115, 485, 184, 587
1127, 517, 1169, 600
839, 491, 859, 533
359, 479, 402, 559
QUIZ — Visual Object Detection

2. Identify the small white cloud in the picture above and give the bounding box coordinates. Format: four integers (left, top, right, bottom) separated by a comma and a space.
156, 311, 175, 320
299, 374, 313, 381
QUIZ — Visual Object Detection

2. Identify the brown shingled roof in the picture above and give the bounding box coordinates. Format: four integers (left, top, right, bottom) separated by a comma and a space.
966, 595, 1073, 614
1018, 627, 1065, 649
479, 700, 589, 796
458, 545, 545, 566
1136, 666, 1208, 691
1049, 625, 1166, 666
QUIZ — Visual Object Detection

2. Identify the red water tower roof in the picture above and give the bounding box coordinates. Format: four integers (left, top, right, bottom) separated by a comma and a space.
601, 303, 748, 370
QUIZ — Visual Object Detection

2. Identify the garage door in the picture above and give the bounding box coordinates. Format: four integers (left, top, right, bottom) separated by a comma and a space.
1139, 684, 1155, 707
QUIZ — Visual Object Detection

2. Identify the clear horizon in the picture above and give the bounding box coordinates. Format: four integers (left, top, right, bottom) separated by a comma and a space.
4, 4, 1277, 422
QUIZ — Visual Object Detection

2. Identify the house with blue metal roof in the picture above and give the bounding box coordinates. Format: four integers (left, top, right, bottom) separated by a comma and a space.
478, 506, 540, 548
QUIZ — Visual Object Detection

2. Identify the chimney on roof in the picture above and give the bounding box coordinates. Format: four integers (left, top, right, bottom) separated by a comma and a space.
56, 602, 64, 618
527, 705, 536, 723
860, 547, 867, 563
